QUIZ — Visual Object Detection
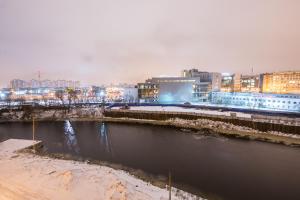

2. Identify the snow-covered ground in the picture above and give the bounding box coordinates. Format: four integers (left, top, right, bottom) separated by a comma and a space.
167, 118, 300, 140
112, 106, 252, 119
190, 102, 300, 113
0, 139, 202, 200
0, 107, 103, 121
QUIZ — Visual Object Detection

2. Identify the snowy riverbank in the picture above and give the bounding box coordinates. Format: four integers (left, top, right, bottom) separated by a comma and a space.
0, 107, 103, 122
0, 139, 202, 200
101, 117, 300, 147
112, 106, 252, 118
166, 118, 300, 140
110, 106, 300, 126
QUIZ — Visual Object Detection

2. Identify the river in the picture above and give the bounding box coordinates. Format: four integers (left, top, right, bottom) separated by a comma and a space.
0, 121, 300, 200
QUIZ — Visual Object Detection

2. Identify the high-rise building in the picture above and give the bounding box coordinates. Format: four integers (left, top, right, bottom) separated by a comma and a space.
182, 69, 221, 91
181, 69, 222, 101
9, 79, 80, 89
10, 79, 26, 89
210, 72, 222, 92
182, 69, 211, 81
262, 71, 300, 94
220, 73, 241, 92
240, 74, 262, 93
233, 73, 241, 92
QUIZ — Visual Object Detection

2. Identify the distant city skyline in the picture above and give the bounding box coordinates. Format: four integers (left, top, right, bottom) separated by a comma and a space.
4, 68, 299, 89
1, 0, 300, 87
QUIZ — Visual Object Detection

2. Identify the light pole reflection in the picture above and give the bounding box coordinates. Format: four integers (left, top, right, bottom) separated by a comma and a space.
64, 120, 80, 154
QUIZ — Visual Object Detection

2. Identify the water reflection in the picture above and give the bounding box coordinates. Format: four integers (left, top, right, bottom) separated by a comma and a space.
64, 120, 80, 153
98, 122, 113, 154
2, 122, 300, 200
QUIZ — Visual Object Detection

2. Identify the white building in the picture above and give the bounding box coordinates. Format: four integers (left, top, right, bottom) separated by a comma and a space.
211, 92, 300, 112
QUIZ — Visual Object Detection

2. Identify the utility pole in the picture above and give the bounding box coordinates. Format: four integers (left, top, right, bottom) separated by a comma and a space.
38, 70, 41, 81
32, 116, 36, 152
169, 171, 172, 200
32, 117, 35, 141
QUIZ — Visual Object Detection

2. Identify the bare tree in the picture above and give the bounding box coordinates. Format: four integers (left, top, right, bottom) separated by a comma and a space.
16, 96, 26, 106
42, 95, 48, 107
55, 90, 64, 106
32, 97, 39, 106
6, 91, 13, 109
66, 88, 77, 108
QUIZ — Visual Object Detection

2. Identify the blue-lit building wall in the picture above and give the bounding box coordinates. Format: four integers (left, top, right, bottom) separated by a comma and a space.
211, 92, 300, 112
138, 77, 201, 104
158, 82, 195, 103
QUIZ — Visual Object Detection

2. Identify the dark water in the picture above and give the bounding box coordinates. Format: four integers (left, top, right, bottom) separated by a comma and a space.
1, 121, 300, 200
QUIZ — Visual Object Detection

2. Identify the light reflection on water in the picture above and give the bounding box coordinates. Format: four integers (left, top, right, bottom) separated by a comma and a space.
1, 122, 300, 200
64, 120, 80, 153
98, 122, 113, 155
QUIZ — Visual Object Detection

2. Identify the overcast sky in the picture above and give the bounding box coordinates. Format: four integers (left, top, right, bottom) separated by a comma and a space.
0, 0, 299, 87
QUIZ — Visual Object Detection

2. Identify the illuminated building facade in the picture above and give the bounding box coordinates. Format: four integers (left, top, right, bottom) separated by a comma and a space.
105, 85, 138, 103
181, 69, 222, 101
262, 71, 300, 94
240, 75, 262, 93
0, 88, 10, 101
138, 77, 201, 103
4, 70, 300, 108
211, 92, 300, 112
192, 82, 212, 102
7, 88, 56, 101
137, 83, 158, 103
221, 73, 241, 92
